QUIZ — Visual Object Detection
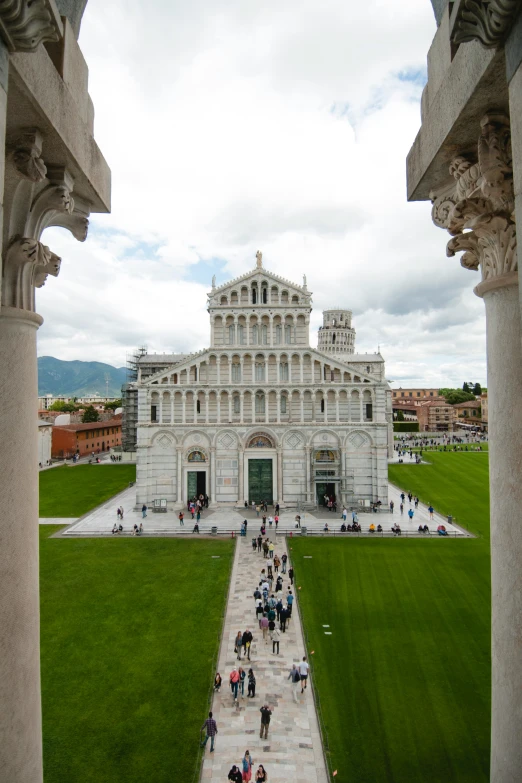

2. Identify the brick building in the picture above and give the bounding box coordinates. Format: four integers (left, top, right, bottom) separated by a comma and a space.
391, 388, 443, 401
416, 400, 455, 432
52, 417, 122, 458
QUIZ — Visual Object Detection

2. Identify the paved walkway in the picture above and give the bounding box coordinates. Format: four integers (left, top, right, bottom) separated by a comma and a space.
202, 536, 328, 783
59, 483, 467, 537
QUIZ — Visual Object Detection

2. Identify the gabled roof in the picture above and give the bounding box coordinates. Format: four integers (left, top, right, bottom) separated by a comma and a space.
210, 265, 310, 297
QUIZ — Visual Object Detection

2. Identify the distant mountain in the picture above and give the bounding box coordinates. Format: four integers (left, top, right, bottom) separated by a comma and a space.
38, 357, 127, 397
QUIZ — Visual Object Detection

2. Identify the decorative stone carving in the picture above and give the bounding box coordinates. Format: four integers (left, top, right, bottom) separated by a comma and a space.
256, 250, 263, 268
286, 432, 303, 449
0, 0, 60, 52
430, 113, 517, 286
11, 130, 47, 183
25, 166, 75, 239
2, 238, 60, 311
450, 0, 521, 48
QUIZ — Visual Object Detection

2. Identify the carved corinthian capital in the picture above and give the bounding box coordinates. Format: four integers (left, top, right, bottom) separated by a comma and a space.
451, 0, 521, 48
2, 238, 61, 311
0, 0, 60, 52
430, 112, 517, 291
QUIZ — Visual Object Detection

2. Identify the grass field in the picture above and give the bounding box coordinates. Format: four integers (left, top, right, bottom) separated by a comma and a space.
39, 465, 136, 517
292, 451, 491, 782
40, 527, 234, 783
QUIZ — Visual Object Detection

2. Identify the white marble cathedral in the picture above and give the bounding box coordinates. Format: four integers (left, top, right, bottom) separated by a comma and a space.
134, 253, 392, 508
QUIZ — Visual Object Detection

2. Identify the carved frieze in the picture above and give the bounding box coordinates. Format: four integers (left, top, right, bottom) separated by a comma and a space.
0, 0, 60, 52
2, 238, 61, 311
429, 113, 517, 287
11, 130, 47, 183
451, 0, 521, 48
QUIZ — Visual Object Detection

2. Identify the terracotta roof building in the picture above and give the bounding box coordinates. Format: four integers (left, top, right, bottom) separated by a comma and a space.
52, 417, 122, 458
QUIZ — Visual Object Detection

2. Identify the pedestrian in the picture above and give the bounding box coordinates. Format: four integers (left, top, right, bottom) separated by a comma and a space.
281, 552, 287, 573
299, 657, 309, 693
295, 514, 301, 528
414, 496, 419, 509
238, 666, 246, 697
259, 705, 272, 739
228, 765, 242, 783
428, 504, 434, 520
242, 628, 253, 660
141, 504, 147, 518
279, 606, 287, 632
268, 515, 273, 528
242, 750, 253, 781
399, 503, 404, 515
179, 511, 184, 526
235, 631, 243, 660
213, 672, 222, 691
262, 541, 269, 559
257, 534, 262, 552
275, 516, 279, 530
192, 522, 200, 533
287, 591, 294, 611
196, 509, 201, 523
288, 664, 300, 702
256, 505, 260, 518
268, 542, 274, 559
273, 554, 280, 573
230, 667, 240, 701
271, 626, 280, 655
252, 536, 257, 552
255, 764, 268, 782
260, 614, 269, 641
200, 711, 218, 752
389, 500, 394, 514
247, 668, 256, 697
288, 566, 294, 585
408, 508, 414, 523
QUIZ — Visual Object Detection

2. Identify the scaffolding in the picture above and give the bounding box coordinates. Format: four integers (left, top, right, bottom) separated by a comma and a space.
121, 346, 146, 452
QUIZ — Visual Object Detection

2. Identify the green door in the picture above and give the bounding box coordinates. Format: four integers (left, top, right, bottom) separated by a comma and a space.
248, 459, 273, 504
316, 482, 327, 505
187, 471, 197, 499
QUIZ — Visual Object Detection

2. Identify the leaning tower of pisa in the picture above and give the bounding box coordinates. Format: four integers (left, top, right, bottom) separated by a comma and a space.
317, 309, 356, 357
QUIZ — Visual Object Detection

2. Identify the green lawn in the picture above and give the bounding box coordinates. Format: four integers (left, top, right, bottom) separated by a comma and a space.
292, 452, 491, 782
40, 527, 234, 783
389, 451, 490, 538
39, 465, 136, 517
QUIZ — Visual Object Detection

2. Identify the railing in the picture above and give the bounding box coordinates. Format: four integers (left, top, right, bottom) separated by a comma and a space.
64, 527, 467, 539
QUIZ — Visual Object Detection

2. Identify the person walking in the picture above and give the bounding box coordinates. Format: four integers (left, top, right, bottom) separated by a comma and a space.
259, 705, 272, 739
178, 511, 184, 526
238, 666, 246, 698
288, 566, 294, 585
288, 664, 300, 702
389, 500, 394, 514
281, 552, 287, 573
247, 668, 256, 697
141, 504, 147, 518
230, 667, 240, 701
260, 614, 269, 642
242, 628, 253, 660
408, 508, 414, 523
268, 541, 274, 559
257, 534, 262, 552
200, 711, 218, 752
235, 631, 243, 660
241, 750, 253, 781
279, 605, 287, 633
196, 509, 201, 524
271, 627, 280, 655
299, 657, 309, 693
428, 504, 434, 521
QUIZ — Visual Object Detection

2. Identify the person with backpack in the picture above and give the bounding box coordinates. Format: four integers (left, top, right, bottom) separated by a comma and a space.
288, 664, 301, 702
241, 750, 253, 781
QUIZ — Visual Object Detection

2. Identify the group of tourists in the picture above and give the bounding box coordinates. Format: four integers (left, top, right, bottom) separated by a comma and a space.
199, 532, 310, 780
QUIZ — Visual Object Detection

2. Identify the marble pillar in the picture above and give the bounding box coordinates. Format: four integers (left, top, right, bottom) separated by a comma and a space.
0, 308, 43, 783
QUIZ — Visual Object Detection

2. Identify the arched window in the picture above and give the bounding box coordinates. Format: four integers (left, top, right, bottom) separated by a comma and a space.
284, 325, 292, 344
196, 400, 201, 413
252, 287, 257, 304
232, 363, 241, 382
280, 362, 289, 381
275, 325, 282, 344
238, 324, 245, 344
233, 395, 240, 414
262, 287, 268, 303
251, 324, 258, 344
321, 399, 325, 413
255, 362, 265, 382
332, 334, 336, 344
280, 395, 287, 414
261, 325, 268, 345
194, 367, 198, 382
255, 392, 265, 414
228, 324, 235, 344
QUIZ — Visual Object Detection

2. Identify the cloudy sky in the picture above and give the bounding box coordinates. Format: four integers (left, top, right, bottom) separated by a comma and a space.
36, 0, 487, 388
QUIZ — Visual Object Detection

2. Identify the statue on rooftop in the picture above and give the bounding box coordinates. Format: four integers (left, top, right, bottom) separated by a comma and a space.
256, 250, 263, 268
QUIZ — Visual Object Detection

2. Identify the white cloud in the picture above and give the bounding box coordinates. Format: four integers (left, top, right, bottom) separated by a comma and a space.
35, 0, 486, 387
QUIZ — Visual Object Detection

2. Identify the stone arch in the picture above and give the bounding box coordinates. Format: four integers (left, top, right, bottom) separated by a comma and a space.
182, 429, 211, 447
345, 430, 373, 449
186, 448, 207, 462
243, 426, 279, 448
215, 429, 239, 450
283, 429, 305, 449
151, 430, 177, 447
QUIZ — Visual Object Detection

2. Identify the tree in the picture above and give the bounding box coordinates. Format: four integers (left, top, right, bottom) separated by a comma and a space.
49, 400, 78, 412
462, 382, 471, 393
473, 382, 482, 395
445, 390, 476, 405
396, 409, 405, 421
104, 399, 122, 411
81, 405, 99, 423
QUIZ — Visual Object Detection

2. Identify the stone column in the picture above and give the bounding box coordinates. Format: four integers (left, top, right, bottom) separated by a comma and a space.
341, 448, 347, 505
228, 357, 233, 385
204, 391, 209, 424
194, 393, 198, 424
335, 391, 340, 423
170, 394, 174, 424
269, 314, 274, 346
238, 447, 244, 504
228, 393, 232, 422
210, 315, 215, 346
182, 392, 186, 425
276, 448, 283, 503
158, 395, 163, 424
210, 447, 216, 504
265, 393, 269, 424
177, 447, 183, 503
217, 392, 221, 424
216, 358, 221, 385
0, 307, 43, 783
240, 391, 244, 425
305, 446, 311, 502
300, 356, 304, 384
252, 393, 255, 423
300, 391, 304, 423
276, 390, 281, 424
430, 113, 522, 783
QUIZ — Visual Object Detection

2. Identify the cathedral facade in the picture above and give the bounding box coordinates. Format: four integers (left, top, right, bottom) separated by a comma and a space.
134, 256, 392, 509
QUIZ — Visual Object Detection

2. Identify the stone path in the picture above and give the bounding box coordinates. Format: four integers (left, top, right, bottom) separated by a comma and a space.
202, 536, 328, 783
